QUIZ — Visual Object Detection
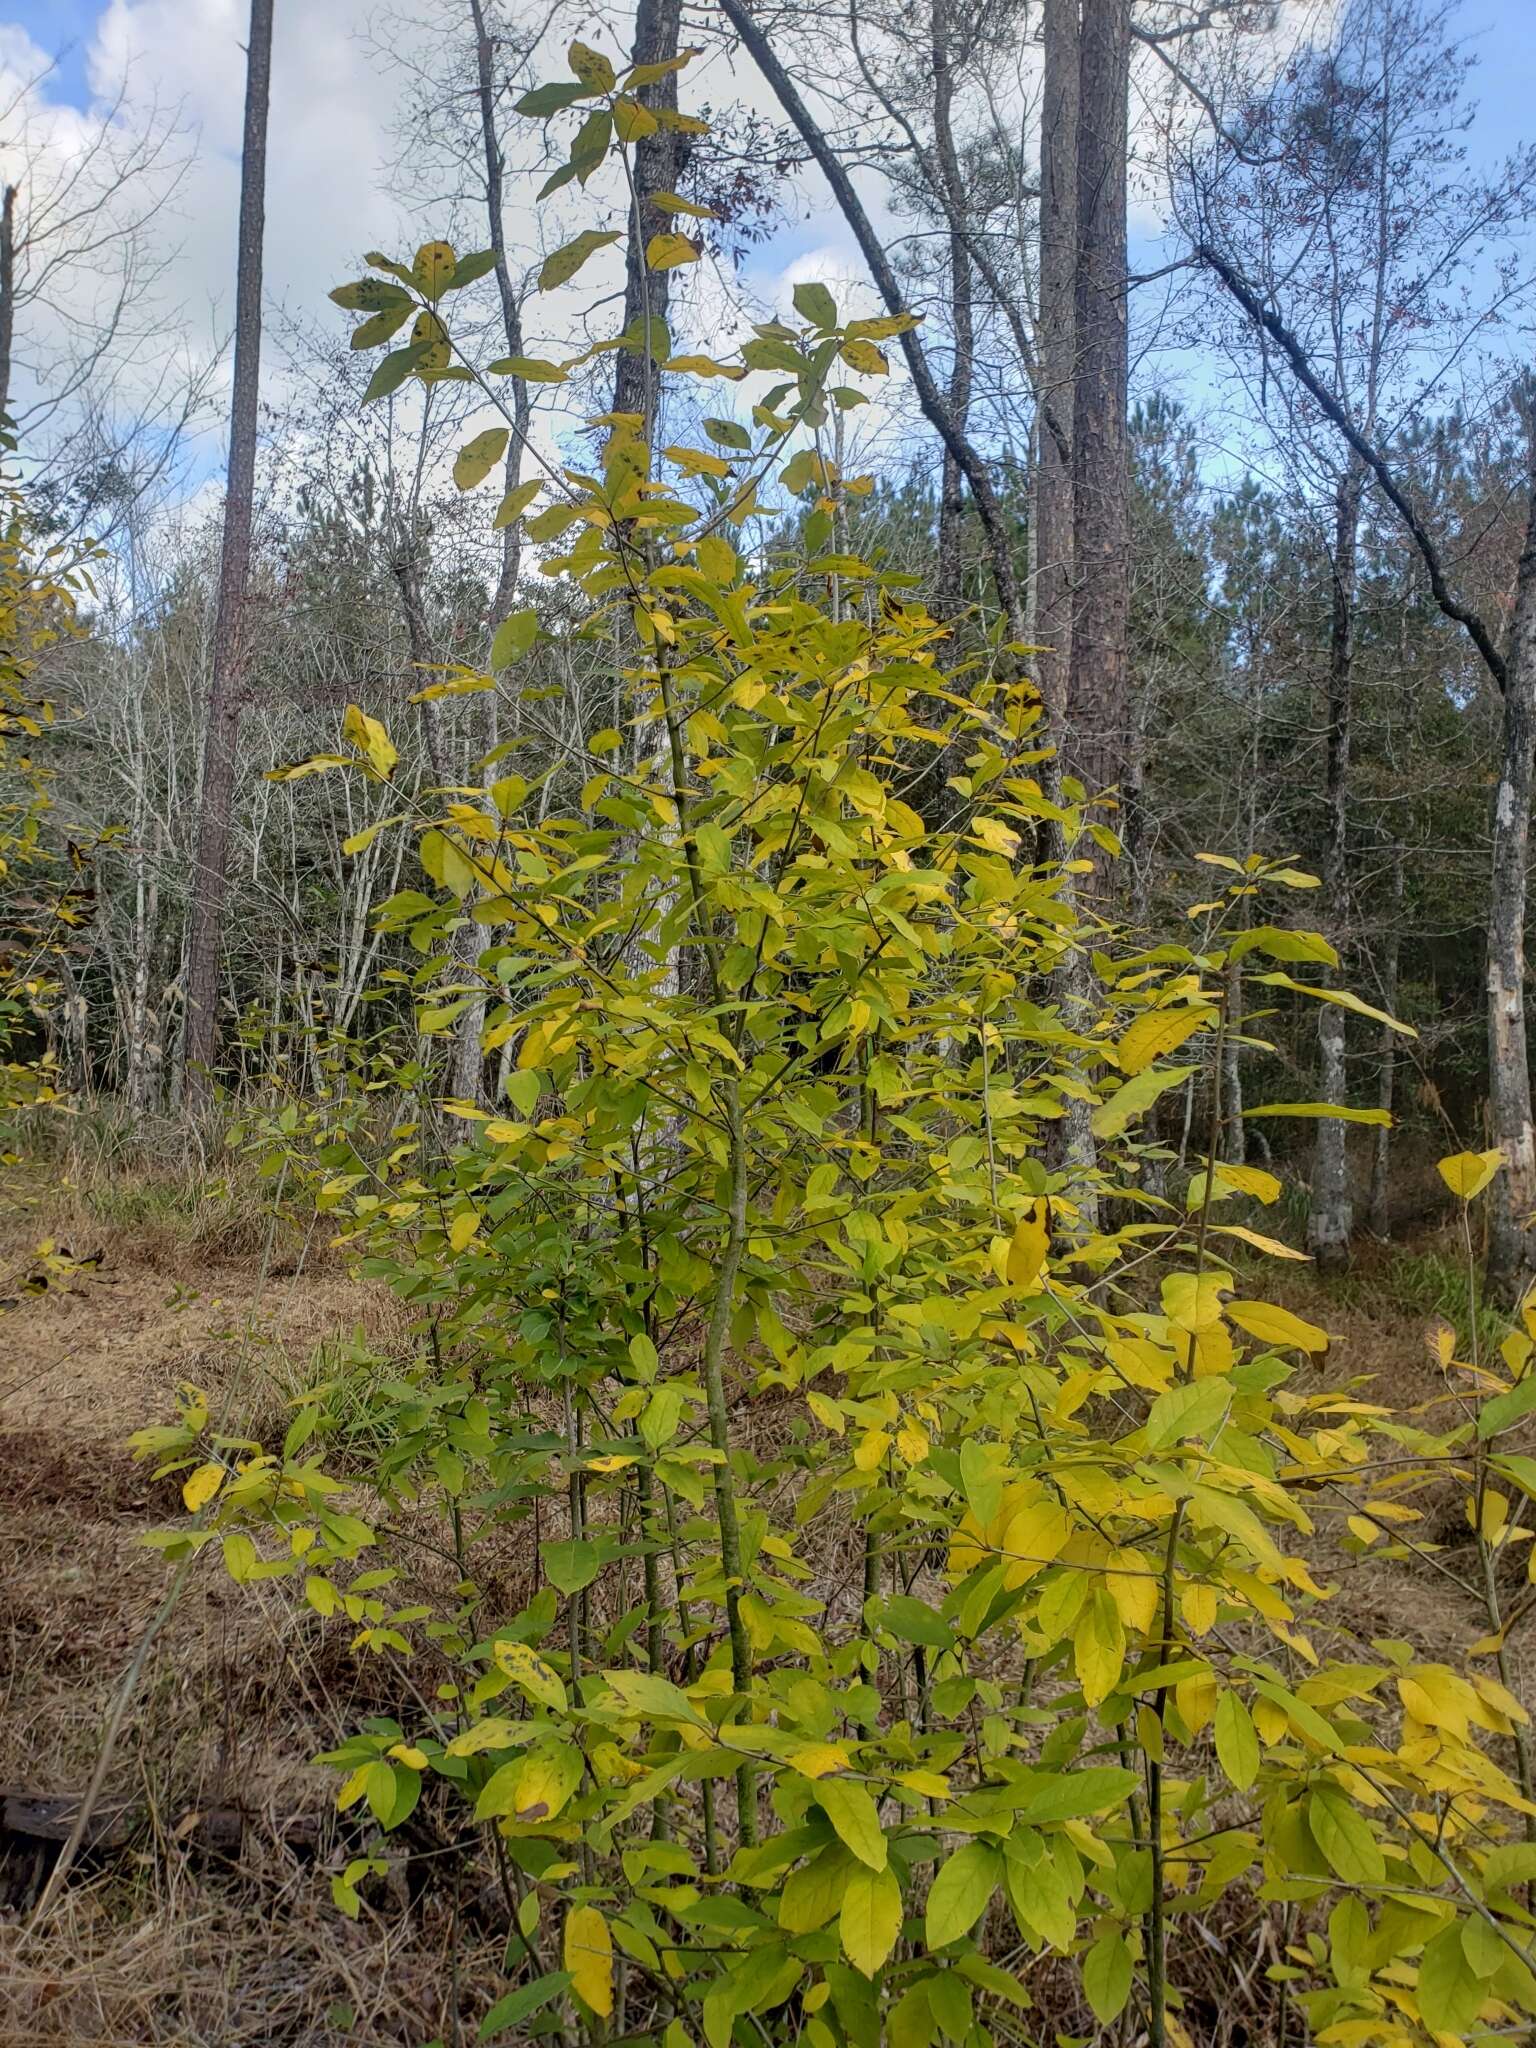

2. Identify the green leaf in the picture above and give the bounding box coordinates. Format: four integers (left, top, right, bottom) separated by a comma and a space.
1417, 1919, 1484, 2035
1144, 1376, 1232, 1453
1015, 1767, 1138, 1824
539, 229, 621, 292
448, 249, 500, 291
491, 609, 539, 668
839, 1863, 903, 1977
868, 1594, 954, 1651
419, 829, 478, 899
1242, 1101, 1391, 1125
1082, 1930, 1133, 2024
924, 1840, 1002, 1950
330, 278, 413, 312
793, 281, 838, 328
363, 344, 426, 403
1308, 1783, 1385, 1886
453, 427, 510, 491
494, 480, 541, 529
479, 1972, 573, 2041
1213, 1689, 1259, 1790
1228, 925, 1337, 966
516, 81, 591, 116
814, 1779, 887, 1872
350, 305, 412, 350
542, 1538, 604, 1595
1091, 1063, 1198, 1140
1477, 1372, 1536, 1438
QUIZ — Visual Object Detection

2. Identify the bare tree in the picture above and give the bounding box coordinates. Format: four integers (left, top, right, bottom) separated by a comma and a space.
183, 0, 274, 1103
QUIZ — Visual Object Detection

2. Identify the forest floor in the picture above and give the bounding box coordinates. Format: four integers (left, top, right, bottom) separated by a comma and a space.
0, 1156, 1525, 2044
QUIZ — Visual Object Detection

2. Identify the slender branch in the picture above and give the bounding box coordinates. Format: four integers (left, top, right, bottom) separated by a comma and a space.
1194, 239, 1508, 693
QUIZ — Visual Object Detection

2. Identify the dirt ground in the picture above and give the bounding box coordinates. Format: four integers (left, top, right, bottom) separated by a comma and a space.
0, 1184, 508, 2046
0, 1170, 1527, 2044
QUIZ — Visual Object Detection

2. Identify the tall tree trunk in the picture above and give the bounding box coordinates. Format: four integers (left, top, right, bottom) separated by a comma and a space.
1367, 859, 1402, 1240
612, 0, 684, 438
1068, 0, 1130, 820
182, 0, 273, 1106
1486, 443, 1536, 1303
1035, 0, 1078, 735
454, 0, 533, 1106
930, 0, 973, 621
1308, 470, 1361, 1272
469, 0, 530, 628
0, 184, 16, 427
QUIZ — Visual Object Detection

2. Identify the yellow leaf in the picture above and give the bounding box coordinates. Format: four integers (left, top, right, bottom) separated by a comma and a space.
449, 1210, 480, 1254
1118, 1005, 1216, 1076
453, 426, 509, 491
389, 1743, 429, 1768
1161, 1272, 1227, 1334
646, 232, 699, 270
1001, 1498, 1071, 1589
493, 1639, 568, 1712
342, 703, 397, 779
1006, 1198, 1050, 1290
1226, 1299, 1328, 1354
787, 1742, 851, 1779
1437, 1148, 1504, 1200
182, 1461, 224, 1512
1181, 1583, 1217, 1636
565, 1904, 614, 2018
853, 1428, 891, 1472
1209, 1225, 1310, 1261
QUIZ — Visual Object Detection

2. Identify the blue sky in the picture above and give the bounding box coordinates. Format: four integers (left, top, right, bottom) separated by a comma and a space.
1, 0, 1532, 513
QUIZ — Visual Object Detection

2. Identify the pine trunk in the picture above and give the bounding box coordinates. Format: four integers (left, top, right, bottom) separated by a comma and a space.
182, 0, 273, 1104
1068, 0, 1130, 816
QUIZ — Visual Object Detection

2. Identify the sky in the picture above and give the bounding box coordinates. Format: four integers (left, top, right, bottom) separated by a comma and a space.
0, 0, 1532, 529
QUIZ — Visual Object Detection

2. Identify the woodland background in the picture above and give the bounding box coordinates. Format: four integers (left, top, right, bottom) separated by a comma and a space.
2, 0, 1534, 1289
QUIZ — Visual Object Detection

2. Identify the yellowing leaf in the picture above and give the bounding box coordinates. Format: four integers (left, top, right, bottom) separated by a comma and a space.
838, 1863, 902, 1977
1437, 1148, 1504, 1201
924, 1839, 1001, 1950
840, 337, 889, 375
564, 1904, 614, 2019
453, 426, 509, 490
1075, 1584, 1125, 1706
183, 1462, 224, 1512
412, 240, 456, 297
493, 1639, 567, 1711
540, 228, 621, 292
1243, 1101, 1391, 1126
1226, 1299, 1328, 1354
815, 1779, 886, 1871
449, 1210, 480, 1254
1253, 971, 1416, 1037
1214, 1689, 1259, 1789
